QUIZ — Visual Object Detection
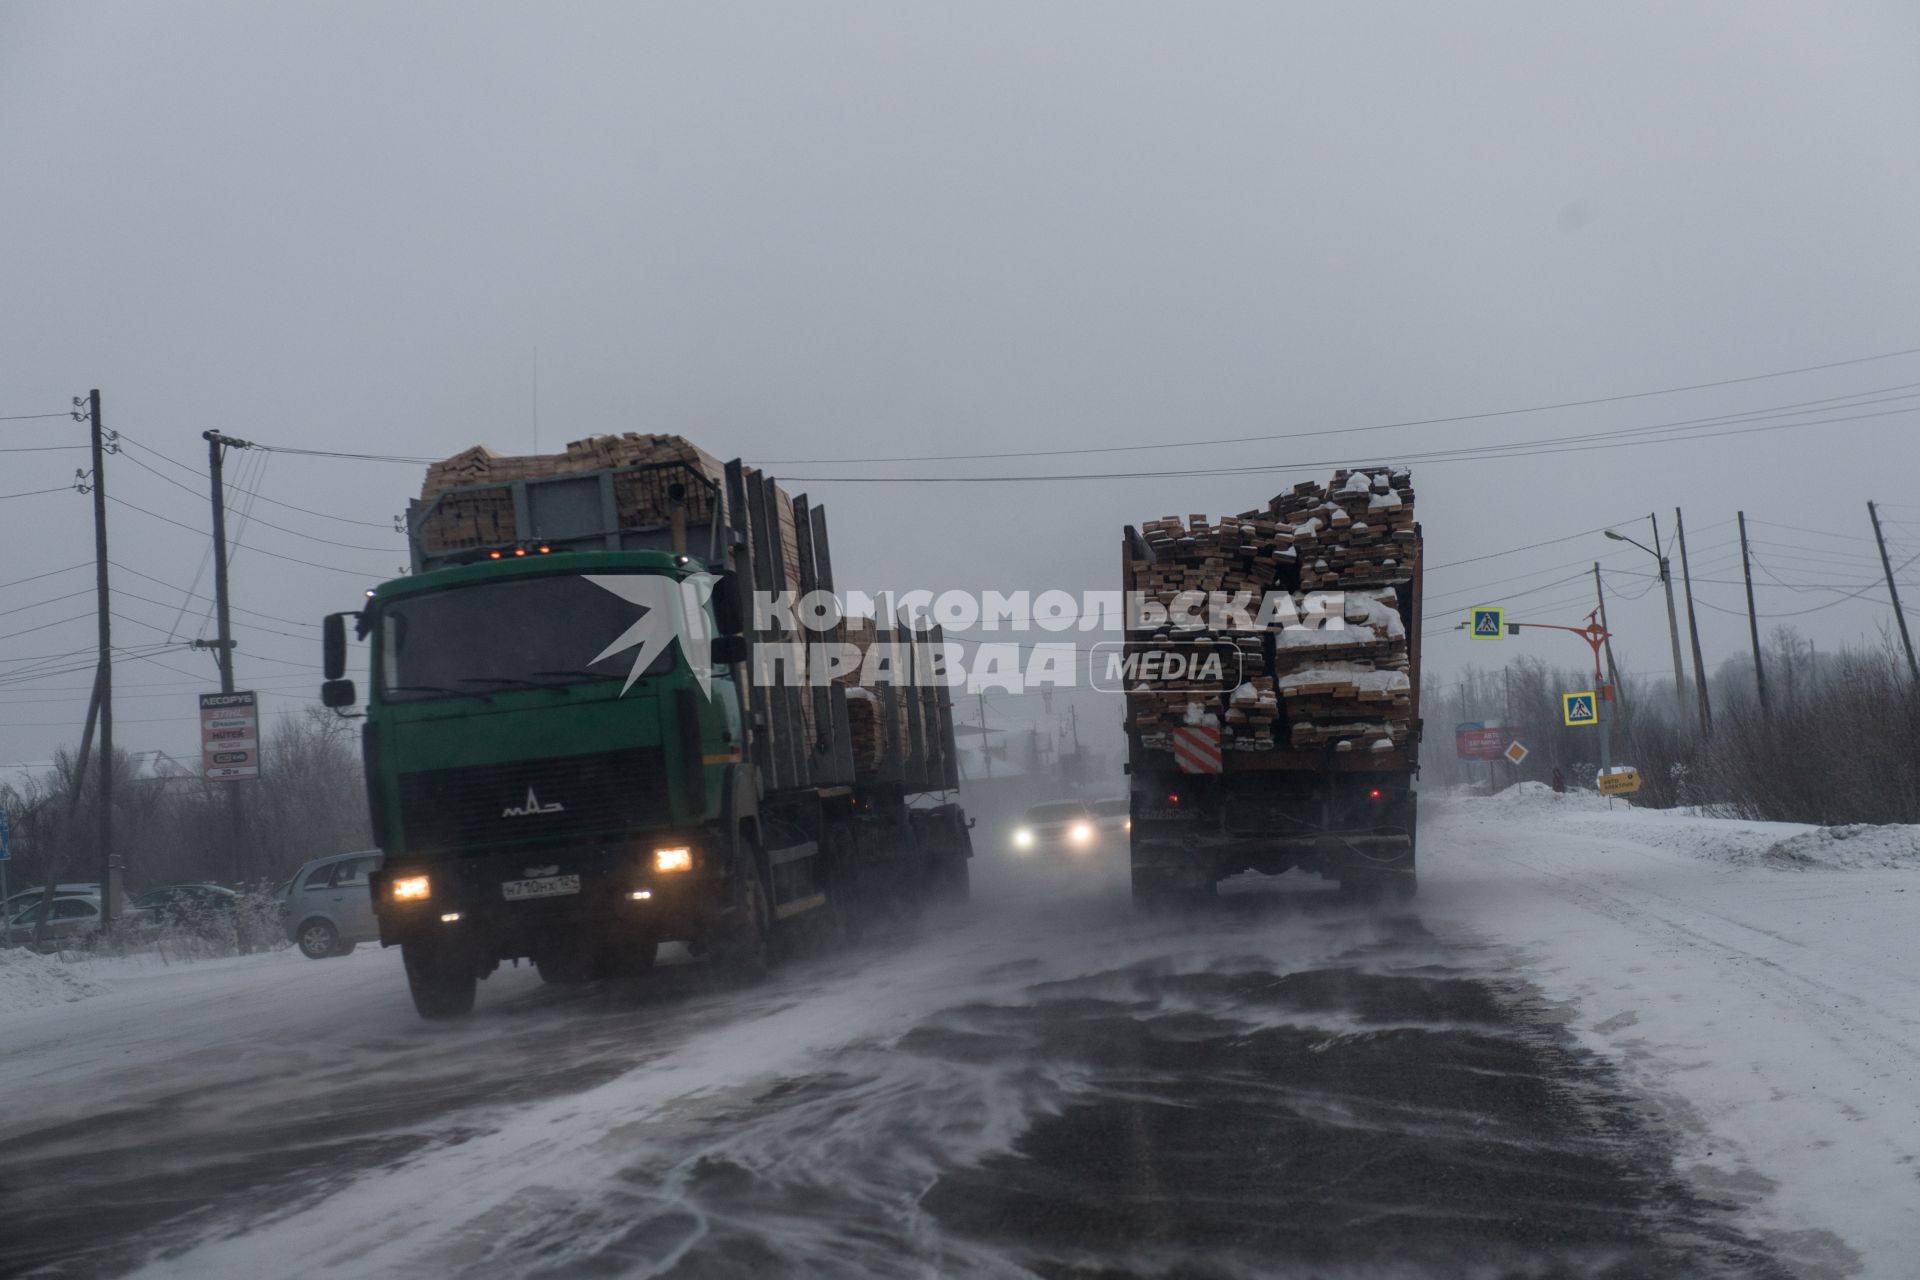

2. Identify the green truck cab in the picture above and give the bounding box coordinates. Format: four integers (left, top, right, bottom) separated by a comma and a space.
322, 451, 970, 1018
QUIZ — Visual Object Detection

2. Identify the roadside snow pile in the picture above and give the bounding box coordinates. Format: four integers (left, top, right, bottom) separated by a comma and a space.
1759, 823, 1920, 871
1451, 787, 1920, 871
0, 947, 111, 1014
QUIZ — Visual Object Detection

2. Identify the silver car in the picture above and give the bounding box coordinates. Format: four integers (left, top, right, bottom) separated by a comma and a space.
281, 850, 383, 959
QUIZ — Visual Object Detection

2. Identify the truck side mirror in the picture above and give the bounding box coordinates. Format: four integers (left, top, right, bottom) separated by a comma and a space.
323, 613, 348, 680
321, 679, 357, 708
710, 634, 749, 666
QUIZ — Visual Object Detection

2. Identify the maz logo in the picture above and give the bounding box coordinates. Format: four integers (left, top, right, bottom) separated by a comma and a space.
502, 787, 565, 818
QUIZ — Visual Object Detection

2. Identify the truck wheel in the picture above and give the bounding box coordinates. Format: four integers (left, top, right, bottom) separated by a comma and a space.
296, 918, 339, 960
1131, 872, 1211, 913
821, 823, 867, 945
535, 950, 596, 986
936, 853, 971, 904
402, 940, 476, 1019
714, 846, 772, 982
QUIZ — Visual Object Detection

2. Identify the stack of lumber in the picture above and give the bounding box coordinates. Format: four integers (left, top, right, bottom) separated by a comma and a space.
1272, 467, 1417, 591
1125, 466, 1418, 756
416, 433, 727, 555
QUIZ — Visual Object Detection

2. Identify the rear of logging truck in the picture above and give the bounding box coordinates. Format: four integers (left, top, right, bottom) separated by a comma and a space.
1121, 467, 1424, 905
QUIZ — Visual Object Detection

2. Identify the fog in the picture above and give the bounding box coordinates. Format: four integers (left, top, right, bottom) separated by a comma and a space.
4, 1, 1919, 778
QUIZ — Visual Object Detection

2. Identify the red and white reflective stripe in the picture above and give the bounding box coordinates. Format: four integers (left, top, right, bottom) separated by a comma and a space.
1171, 725, 1222, 774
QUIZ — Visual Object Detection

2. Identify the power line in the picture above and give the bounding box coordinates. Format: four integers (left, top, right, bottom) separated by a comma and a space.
114, 448, 402, 552
756, 347, 1920, 465
116, 432, 400, 528
0, 484, 75, 500
0, 563, 90, 593
0, 411, 72, 421
775, 402, 1919, 484
106, 494, 400, 579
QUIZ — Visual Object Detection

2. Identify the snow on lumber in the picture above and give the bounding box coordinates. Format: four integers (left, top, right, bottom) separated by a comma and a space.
1123, 467, 1419, 755
0, 947, 110, 1014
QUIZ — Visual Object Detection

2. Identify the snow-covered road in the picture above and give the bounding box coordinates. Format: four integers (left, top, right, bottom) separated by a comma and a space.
2, 795, 1912, 1279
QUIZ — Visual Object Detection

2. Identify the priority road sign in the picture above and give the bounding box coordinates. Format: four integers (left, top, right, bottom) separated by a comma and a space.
1469, 607, 1505, 639
1503, 740, 1529, 766
1562, 691, 1598, 727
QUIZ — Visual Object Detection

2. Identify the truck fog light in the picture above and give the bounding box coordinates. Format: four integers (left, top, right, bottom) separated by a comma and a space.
653, 847, 693, 873
393, 875, 431, 902
439, 911, 462, 923
629, 889, 653, 901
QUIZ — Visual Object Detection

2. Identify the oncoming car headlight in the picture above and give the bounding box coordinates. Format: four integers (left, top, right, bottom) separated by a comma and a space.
1012, 828, 1035, 851
1068, 821, 1094, 845
392, 875, 431, 902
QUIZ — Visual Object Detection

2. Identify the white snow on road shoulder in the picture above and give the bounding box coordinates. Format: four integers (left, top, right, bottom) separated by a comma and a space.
1423, 789, 1920, 1280
0, 946, 111, 1013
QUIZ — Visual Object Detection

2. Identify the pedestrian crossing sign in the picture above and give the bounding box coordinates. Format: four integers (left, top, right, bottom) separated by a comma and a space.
1562, 691, 1598, 727
1470, 607, 1505, 639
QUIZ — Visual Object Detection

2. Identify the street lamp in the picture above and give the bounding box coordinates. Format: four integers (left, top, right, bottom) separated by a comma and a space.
1604, 517, 1689, 722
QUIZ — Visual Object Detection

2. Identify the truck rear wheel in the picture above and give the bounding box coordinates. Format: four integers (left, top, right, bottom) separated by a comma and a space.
713, 845, 772, 982
402, 940, 476, 1019
1131, 869, 1212, 913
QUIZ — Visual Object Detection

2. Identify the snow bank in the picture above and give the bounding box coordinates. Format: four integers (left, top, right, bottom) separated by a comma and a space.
1460, 786, 1920, 870
1759, 823, 1920, 870
0, 947, 111, 1014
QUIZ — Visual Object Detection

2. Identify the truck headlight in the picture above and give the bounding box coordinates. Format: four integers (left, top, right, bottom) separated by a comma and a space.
392, 875, 431, 902
1012, 828, 1034, 850
654, 846, 693, 873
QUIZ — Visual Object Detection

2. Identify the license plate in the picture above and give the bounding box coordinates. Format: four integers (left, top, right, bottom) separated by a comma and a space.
502, 874, 580, 901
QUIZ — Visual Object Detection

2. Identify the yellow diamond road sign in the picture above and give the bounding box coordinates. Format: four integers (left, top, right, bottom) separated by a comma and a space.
1470, 606, 1505, 639
1503, 740, 1529, 766
1562, 691, 1598, 726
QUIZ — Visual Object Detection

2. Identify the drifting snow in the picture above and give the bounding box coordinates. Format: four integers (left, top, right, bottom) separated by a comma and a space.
1424, 790, 1920, 1279
0, 947, 110, 1014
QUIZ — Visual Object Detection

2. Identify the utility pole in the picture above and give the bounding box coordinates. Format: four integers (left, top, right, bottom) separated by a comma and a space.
1592, 563, 1622, 713
200, 432, 251, 692
1868, 500, 1919, 685
80, 389, 117, 925
978, 692, 992, 779
1650, 514, 1688, 721
1592, 565, 1619, 796
1737, 511, 1769, 716
202, 432, 252, 882
1675, 508, 1712, 738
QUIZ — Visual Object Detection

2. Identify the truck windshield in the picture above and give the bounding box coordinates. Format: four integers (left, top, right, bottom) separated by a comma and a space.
377, 571, 684, 701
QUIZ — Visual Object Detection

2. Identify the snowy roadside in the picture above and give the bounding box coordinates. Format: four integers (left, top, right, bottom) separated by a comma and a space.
1421, 789, 1920, 1280
0, 946, 112, 1015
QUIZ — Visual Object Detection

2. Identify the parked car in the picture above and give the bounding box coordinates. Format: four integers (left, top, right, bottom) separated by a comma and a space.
1, 883, 102, 919
280, 850, 383, 959
1010, 800, 1101, 857
1090, 797, 1130, 838
2, 895, 153, 951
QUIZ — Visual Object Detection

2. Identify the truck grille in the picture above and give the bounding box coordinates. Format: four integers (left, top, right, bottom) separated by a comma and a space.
397, 748, 669, 852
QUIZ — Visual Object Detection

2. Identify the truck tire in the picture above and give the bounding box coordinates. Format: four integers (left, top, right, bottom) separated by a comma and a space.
1131, 870, 1211, 913
933, 853, 971, 905
713, 844, 772, 983
402, 939, 476, 1019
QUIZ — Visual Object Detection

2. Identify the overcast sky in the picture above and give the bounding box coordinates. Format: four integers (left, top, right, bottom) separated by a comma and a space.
4, 1, 1919, 780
